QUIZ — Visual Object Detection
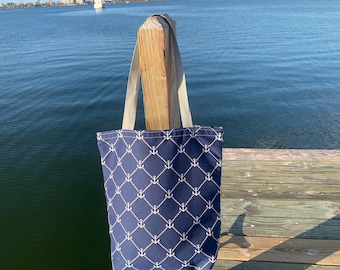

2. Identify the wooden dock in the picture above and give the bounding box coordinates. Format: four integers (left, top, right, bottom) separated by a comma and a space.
215, 148, 340, 269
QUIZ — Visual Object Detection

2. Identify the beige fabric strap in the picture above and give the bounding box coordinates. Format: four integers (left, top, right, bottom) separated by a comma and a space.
122, 42, 141, 130
122, 14, 193, 130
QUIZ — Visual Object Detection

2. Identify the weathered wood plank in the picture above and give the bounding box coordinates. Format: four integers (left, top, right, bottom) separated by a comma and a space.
221, 215, 340, 240
213, 260, 340, 269
220, 199, 340, 219
220, 200, 340, 239
222, 161, 340, 178
223, 148, 340, 161
221, 160, 340, 200
217, 236, 340, 266
138, 15, 180, 130
221, 185, 340, 200
217, 148, 340, 268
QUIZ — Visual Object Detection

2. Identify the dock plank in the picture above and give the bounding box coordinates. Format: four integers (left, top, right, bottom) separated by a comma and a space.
221, 160, 340, 200
222, 148, 340, 161
213, 260, 340, 270
220, 200, 340, 239
215, 148, 340, 269
217, 236, 340, 266
220, 199, 340, 220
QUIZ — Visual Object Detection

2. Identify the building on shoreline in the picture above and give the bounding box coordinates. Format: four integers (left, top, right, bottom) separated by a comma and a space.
0, 1, 61, 8
59, 0, 84, 5
0, 0, 150, 9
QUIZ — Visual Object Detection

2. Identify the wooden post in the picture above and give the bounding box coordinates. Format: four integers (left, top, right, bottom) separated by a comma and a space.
138, 15, 180, 130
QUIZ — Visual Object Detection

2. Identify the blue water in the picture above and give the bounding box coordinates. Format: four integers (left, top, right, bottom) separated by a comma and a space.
0, 0, 340, 269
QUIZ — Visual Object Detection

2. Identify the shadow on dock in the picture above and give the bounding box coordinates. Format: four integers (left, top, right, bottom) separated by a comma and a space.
220, 213, 340, 269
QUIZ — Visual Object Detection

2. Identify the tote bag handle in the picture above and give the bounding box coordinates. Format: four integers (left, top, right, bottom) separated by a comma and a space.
122, 14, 193, 130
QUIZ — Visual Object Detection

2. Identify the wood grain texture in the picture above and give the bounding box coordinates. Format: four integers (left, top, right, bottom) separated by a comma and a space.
216, 148, 340, 268
223, 148, 340, 161
137, 15, 180, 130
217, 236, 340, 266
213, 260, 340, 269
221, 160, 340, 200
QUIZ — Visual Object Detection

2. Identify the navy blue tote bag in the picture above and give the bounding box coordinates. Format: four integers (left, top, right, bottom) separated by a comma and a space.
97, 15, 223, 270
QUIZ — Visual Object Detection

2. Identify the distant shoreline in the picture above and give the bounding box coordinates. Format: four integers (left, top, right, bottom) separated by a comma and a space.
0, 0, 158, 10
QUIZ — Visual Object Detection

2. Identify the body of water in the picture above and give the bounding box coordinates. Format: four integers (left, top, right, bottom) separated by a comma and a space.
1, 0, 340, 269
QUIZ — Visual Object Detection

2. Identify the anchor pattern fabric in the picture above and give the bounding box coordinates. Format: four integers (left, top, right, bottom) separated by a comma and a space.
97, 126, 223, 270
